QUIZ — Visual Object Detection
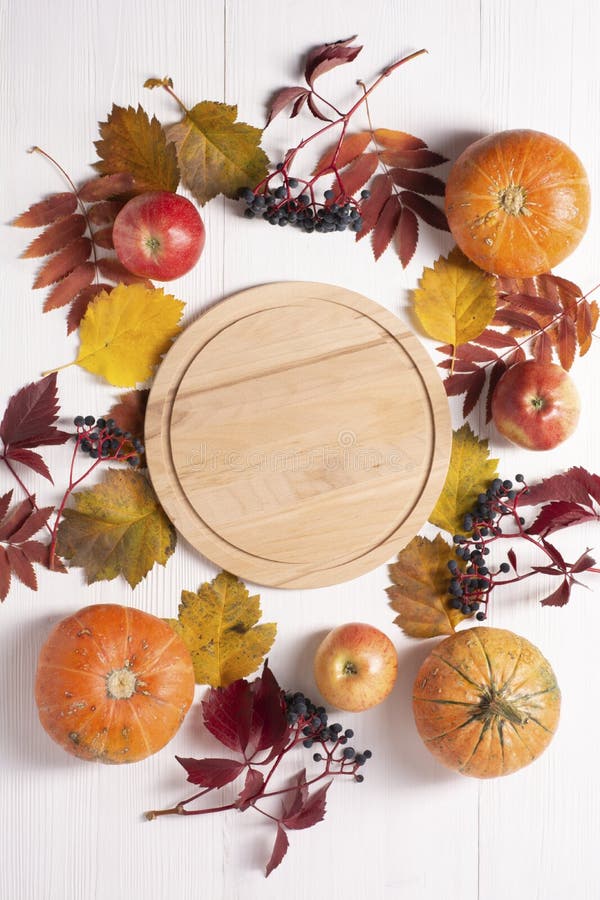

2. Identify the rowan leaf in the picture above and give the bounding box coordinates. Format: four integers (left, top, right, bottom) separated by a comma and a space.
78, 173, 136, 202
394, 207, 419, 268
372, 195, 401, 260
12, 193, 77, 227
356, 173, 391, 240
166, 571, 276, 687
166, 100, 268, 205
333, 153, 378, 197
380, 148, 447, 168
373, 129, 426, 151
32, 237, 92, 289
55, 468, 176, 588
390, 168, 446, 196
43, 263, 96, 313
413, 248, 497, 346
429, 424, 499, 536
94, 104, 180, 193
312, 132, 372, 175
66, 283, 111, 334
399, 191, 449, 231
21, 214, 86, 258
387, 534, 467, 638
74, 283, 184, 386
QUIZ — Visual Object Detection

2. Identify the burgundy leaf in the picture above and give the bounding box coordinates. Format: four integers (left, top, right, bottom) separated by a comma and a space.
202, 679, 253, 755
19, 540, 57, 569
372, 196, 401, 260
248, 663, 289, 755
266, 87, 309, 126
0, 491, 12, 523
236, 768, 265, 811
570, 550, 596, 574
437, 359, 479, 373
32, 237, 92, 289
443, 371, 479, 397
92, 226, 114, 250
306, 94, 332, 122
78, 173, 135, 202
521, 467, 600, 507
97, 258, 151, 285
506, 347, 526, 367
556, 315, 577, 371
0, 497, 34, 541
87, 200, 124, 225
533, 331, 553, 365
528, 501, 599, 537
531, 565, 561, 575
5, 448, 52, 482
389, 168, 445, 196
400, 191, 449, 231
282, 780, 332, 830
566, 467, 600, 506
540, 578, 571, 607
0, 373, 70, 450
290, 93, 309, 118
334, 153, 378, 198
21, 214, 86, 259
175, 756, 245, 788
5, 545, 37, 590
473, 329, 519, 350
356, 173, 391, 240
394, 206, 418, 268
485, 359, 508, 423
380, 148, 448, 169
8, 506, 53, 544
499, 292, 562, 317
12, 193, 77, 228
304, 37, 362, 88
492, 308, 541, 331
541, 540, 567, 571
67, 284, 112, 334
507, 548, 518, 572
438, 343, 499, 364
282, 769, 309, 820
462, 367, 486, 417
265, 825, 289, 878
43, 263, 96, 313
312, 132, 371, 175
0, 546, 10, 600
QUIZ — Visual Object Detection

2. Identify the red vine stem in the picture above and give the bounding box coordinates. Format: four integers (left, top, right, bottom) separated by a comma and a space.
0, 455, 53, 536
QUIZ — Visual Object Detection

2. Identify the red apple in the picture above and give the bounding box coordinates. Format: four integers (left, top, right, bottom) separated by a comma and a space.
491, 359, 580, 450
313, 622, 398, 712
112, 191, 205, 281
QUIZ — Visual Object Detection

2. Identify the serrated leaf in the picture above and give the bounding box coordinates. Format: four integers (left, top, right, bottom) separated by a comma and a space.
485, 359, 508, 423
429, 424, 499, 536
372, 195, 401, 260
266, 87, 309, 125
413, 248, 497, 346
521, 466, 600, 507
312, 132, 371, 175
333, 152, 378, 197
56, 468, 176, 588
43, 263, 96, 313
167, 571, 276, 687
400, 191, 449, 230
78, 173, 136, 202
73, 283, 184, 386
282, 780, 331, 829
557, 315, 577, 370
356, 173, 391, 240
373, 129, 426, 151
96, 258, 150, 285
528, 501, 599, 537
390, 168, 445, 196
0, 373, 70, 450
387, 534, 467, 638
12, 193, 77, 227
106, 389, 148, 467
395, 206, 418, 268
265, 825, 289, 878
166, 100, 268, 206
21, 215, 86, 259
66, 283, 111, 334
175, 756, 245, 788
380, 148, 447, 168
237, 768, 265, 810
5, 448, 53, 482
32, 237, 92, 289
541, 578, 571, 607
94, 104, 180, 193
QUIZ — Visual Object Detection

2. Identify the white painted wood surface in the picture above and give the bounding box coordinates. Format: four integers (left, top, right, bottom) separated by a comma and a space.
1, 1, 599, 898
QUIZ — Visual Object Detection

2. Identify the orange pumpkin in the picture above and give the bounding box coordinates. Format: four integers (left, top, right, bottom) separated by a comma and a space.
35, 604, 195, 763
412, 627, 560, 778
445, 129, 590, 277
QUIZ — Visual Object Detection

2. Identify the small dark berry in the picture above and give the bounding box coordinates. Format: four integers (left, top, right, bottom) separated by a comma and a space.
80, 439, 92, 453
313, 753, 322, 762
355, 774, 365, 783
303, 739, 313, 748
128, 455, 140, 467
89, 448, 99, 459
288, 178, 299, 188
360, 189, 371, 199
73, 415, 84, 427
515, 473, 525, 482
96, 418, 106, 429
243, 208, 255, 219
363, 750, 372, 759
354, 753, 366, 766
275, 162, 284, 171
84, 416, 95, 427
344, 729, 354, 738
499, 562, 510, 573
343, 747, 355, 759
323, 189, 335, 200
331, 723, 343, 733
476, 611, 486, 621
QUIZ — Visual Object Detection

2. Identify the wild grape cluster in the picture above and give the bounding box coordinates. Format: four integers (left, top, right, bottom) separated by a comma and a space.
284, 691, 372, 781
447, 475, 528, 621
239, 178, 368, 234
73, 415, 143, 467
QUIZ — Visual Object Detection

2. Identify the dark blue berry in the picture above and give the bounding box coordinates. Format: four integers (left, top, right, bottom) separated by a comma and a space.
354, 753, 366, 766
515, 473, 525, 482
303, 739, 313, 748
499, 562, 510, 573
343, 747, 355, 759
74, 416, 84, 427
96, 418, 106, 429
360, 189, 371, 199
244, 208, 255, 219
344, 729, 354, 738
80, 439, 92, 453
355, 774, 365, 782
89, 448, 99, 459
476, 611, 486, 621
128, 455, 140, 467
288, 178, 299, 188
363, 750, 372, 759
313, 752, 322, 762
84, 416, 95, 427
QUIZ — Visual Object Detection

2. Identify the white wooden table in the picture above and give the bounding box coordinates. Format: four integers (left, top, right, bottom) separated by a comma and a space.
2, 2, 599, 898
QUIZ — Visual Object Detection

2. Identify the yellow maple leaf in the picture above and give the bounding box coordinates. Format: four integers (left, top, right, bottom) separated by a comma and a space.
413, 247, 497, 346
166, 101, 269, 206
387, 534, 468, 638
167, 571, 277, 687
75, 283, 184, 386
429, 424, 499, 536
56, 469, 176, 588
94, 104, 180, 193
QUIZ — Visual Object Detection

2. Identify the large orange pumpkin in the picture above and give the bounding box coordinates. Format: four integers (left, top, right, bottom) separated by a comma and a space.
35, 604, 195, 763
412, 627, 560, 778
445, 129, 590, 277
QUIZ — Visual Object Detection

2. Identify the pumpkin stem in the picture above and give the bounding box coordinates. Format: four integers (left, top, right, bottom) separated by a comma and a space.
497, 184, 528, 216
106, 667, 137, 700
478, 692, 527, 726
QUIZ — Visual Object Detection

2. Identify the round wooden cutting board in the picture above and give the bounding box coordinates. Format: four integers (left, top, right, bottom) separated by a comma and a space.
145, 282, 451, 588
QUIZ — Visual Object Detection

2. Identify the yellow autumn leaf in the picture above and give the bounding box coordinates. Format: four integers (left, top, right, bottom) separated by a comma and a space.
413, 247, 497, 346
56, 468, 176, 588
75, 283, 184, 386
167, 571, 277, 687
387, 534, 468, 638
166, 101, 269, 206
429, 423, 499, 536
94, 104, 180, 193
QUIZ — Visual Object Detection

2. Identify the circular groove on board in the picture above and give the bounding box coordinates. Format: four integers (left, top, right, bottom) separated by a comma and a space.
145, 282, 451, 588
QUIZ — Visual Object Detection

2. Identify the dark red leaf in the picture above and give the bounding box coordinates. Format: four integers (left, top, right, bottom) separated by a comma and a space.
356, 173, 391, 240
437, 359, 479, 372
505, 347, 526, 367
290, 93, 308, 118
556, 315, 577, 370
492, 308, 541, 331
78, 173, 135, 202
7, 506, 53, 543
473, 329, 518, 350
438, 343, 499, 364
175, 756, 245, 788
389, 168, 445, 196
236, 768, 265, 811
202, 679, 253, 755
0, 547, 10, 600
0, 497, 33, 541
372, 196, 401, 260
577, 299, 594, 355
541, 540, 567, 571
21, 215, 86, 259
400, 192, 449, 231
533, 331, 553, 365
507, 548, 518, 572
0, 492, 12, 523
32, 237, 92, 289
499, 292, 562, 317
537, 273, 581, 303
5, 448, 53, 482
43, 263, 96, 313
248, 663, 288, 755
97, 258, 151, 285
312, 132, 372, 175
282, 780, 332, 830
528, 501, 599, 537
531, 565, 561, 575
462, 368, 486, 417
394, 206, 418, 268
12, 193, 77, 228
306, 94, 332, 122
282, 769, 309, 820
443, 371, 479, 397
92, 226, 114, 250
66, 284, 111, 334
521, 467, 600, 507
0, 373, 70, 450
266, 87, 309, 125
304, 37, 362, 87
87, 200, 124, 225
570, 550, 596, 574
380, 148, 448, 168
485, 359, 508, 423
265, 825, 289, 878
334, 153, 378, 198
5, 545, 37, 590
19, 540, 55, 569
540, 578, 571, 607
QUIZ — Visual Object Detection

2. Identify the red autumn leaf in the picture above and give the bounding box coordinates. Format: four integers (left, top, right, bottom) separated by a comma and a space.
4, 448, 52, 482
32, 237, 92, 289
266, 87, 309, 125
5, 545, 37, 590
78, 172, 135, 202
540, 578, 571, 607
528, 501, 599, 537
87, 200, 124, 225
5, 506, 53, 543
473, 329, 519, 350
282, 769, 309, 819
577, 299, 594, 356
66, 283, 112, 334
356, 173, 391, 240
282, 779, 332, 830
334, 153, 378, 198
462, 367, 486, 418
12, 192, 77, 227
504, 292, 562, 317
556, 315, 577, 370
0, 547, 10, 600
306, 94, 332, 122
236, 768, 265, 811
304, 36, 362, 88
492, 308, 541, 331
291, 93, 309, 118
96, 258, 151, 285
0, 492, 12, 523
380, 148, 447, 168
21, 214, 87, 259
571, 550, 596, 574
533, 331, 553, 365
43, 263, 96, 313
394, 206, 418, 268
541, 540, 567, 571
372, 195, 401, 260
0, 373, 70, 451
0, 498, 34, 542
247, 663, 288, 755
106, 390, 149, 465
312, 132, 372, 175
202, 678, 254, 754
92, 226, 114, 250
438, 359, 479, 373
175, 756, 246, 788
373, 129, 427, 151
485, 359, 508, 423
507, 548, 518, 572
265, 825, 289, 878
400, 191, 449, 231
443, 371, 480, 397
538, 273, 581, 303
438, 343, 499, 364
521, 467, 600, 507
389, 168, 446, 196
